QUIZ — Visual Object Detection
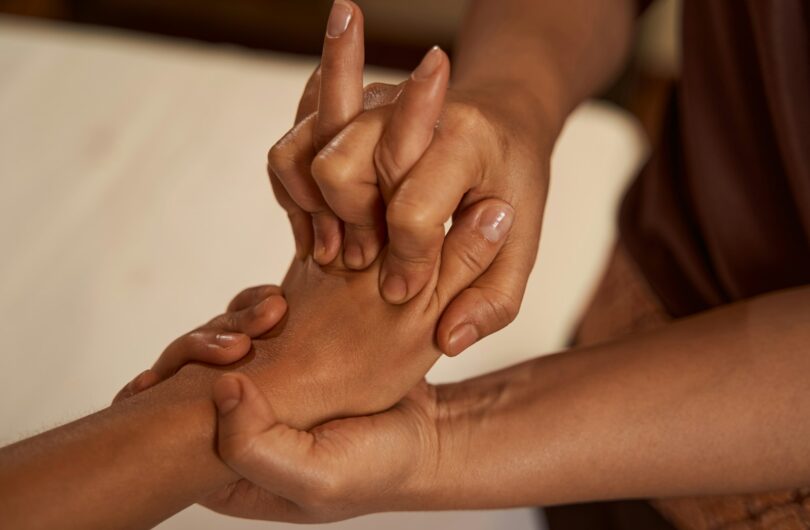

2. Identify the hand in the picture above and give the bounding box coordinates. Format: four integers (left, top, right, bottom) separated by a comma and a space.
207, 372, 442, 523
270, 1, 550, 356
113, 284, 287, 403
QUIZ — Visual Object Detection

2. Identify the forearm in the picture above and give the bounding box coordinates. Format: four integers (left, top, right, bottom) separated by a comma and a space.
427, 285, 810, 508
453, 0, 638, 133
0, 367, 232, 530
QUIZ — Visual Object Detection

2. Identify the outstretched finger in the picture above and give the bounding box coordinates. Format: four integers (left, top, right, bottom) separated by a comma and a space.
314, 0, 365, 150
374, 46, 449, 200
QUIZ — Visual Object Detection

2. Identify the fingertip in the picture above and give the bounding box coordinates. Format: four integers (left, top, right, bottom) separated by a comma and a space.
133, 369, 161, 391
252, 295, 288, 328
343, 241, 366, 270
380, 270, 410, 304
443, 323, 478, 357
213, 374, 243, 415
411, 45, 447, 82
312, 213, 342, 266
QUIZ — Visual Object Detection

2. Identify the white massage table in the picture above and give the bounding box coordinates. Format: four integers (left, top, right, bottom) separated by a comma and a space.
0, 15, 647, 530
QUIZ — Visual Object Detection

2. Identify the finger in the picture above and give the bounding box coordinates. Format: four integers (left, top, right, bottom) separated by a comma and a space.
309, 0, 366, 264
270, 168, 314, 261
227, 284, 283, 312
312, 47, 449, 271
381, 140, 482, 304
435, 197, 514, 303
112, 369, 160, 404
374, 46, 449, 200
151, 329, 252, 380
311, 108, 390, 269
206, 294, 288, 337
295, 64, 321, 124
269, 116, 342, 265
314, 0, 365, 150
275, 61, 321, 260
437, 220, 536, 357
214, 374, 327, 504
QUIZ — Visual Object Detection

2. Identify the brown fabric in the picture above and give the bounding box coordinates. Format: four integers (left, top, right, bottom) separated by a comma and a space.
620, 0, 810, 318
555, 242, 810, 530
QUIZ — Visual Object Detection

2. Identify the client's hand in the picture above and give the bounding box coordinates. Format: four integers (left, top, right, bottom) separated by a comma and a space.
117, 289, 442, 523
113, 284, 287, 404
117, 207, 510, 522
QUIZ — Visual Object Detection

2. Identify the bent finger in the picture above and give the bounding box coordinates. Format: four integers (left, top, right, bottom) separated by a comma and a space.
437, 232, 535, 356
381, 141, 481, 304
206, 294, 288, 338
227, 284, 283, 313
269, 117, 341, 264
151, 329, 253, 380
311, 108, 390, 269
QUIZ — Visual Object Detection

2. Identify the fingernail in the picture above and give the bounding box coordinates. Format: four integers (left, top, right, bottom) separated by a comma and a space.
215, 332, 240, 348
344, 242, 365, 269
411, 46, 443, 81
326, 0, 352, 38
382, 273, 408, 303
446, 324, 478, 356
478, 205, 514, 243
214, 377, 242, 415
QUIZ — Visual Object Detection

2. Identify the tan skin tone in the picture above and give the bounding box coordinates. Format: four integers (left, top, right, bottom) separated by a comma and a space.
197, 0, 808, 523
3, 0, 808, 527
0, 181, 512, 529
274, 0, 637, 355
0, 4, 517, 526
127, 285, 810, 524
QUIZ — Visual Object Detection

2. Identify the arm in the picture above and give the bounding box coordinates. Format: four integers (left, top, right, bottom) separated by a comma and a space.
0, 287, 288, 530
207, 285, 810, 521
452, 0, 638, 133
0, 193, 512, 529
429, 284, 810, 506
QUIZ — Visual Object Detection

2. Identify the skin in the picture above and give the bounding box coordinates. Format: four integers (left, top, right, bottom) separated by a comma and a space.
270, 0, 638, 355
203, 286, 810, 523
0, 198, 513, 529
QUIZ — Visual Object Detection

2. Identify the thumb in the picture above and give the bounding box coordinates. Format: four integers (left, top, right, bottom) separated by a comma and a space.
212, 374, 330, 504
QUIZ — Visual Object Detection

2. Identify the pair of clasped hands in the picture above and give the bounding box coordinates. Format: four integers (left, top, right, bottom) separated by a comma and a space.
117, 0, 548, 523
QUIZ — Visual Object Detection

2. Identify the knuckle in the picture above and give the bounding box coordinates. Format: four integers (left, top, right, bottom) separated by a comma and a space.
373, 141, 405, 185
386, 196, 437, 236
267, 142, 294, 176
456, 244, 490, 276
446, 101, 489, 135
311, 150, 354, 189
482, 287, 520, 327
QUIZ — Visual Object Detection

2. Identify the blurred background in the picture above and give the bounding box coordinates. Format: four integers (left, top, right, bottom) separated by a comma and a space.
0, 1, 678, 529
0, 0, 680, 133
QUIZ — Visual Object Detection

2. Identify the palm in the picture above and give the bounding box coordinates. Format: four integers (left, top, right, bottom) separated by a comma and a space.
200, 381, 438, 523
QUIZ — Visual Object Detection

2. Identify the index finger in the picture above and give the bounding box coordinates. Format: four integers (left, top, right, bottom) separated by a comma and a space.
314, 0, 365, 150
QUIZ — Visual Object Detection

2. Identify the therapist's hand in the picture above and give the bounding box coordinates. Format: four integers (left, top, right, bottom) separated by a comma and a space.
271, 0, 550, 356
207, 372, 443, 523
